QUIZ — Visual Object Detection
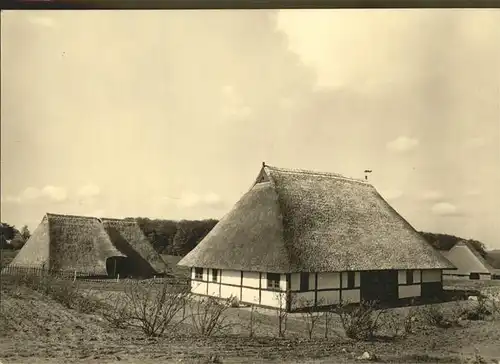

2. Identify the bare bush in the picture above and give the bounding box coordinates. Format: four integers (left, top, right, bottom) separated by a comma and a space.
124, 280, 190, 337
273, 290, 290, 338
247, 305, 261, 338
462, 296, 493, 321
331, 300, 385, 341
190, 295, 235, 336
417, 304, 458, 328
403, 305, 419, 335
323, 311, 330, 338
101, 292, 131, 329
297, 297, 324, 339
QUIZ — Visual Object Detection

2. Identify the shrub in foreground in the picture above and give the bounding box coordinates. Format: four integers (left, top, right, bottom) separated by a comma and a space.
190, 296, 235, 337
332, 300, 385, 341
123, 280, 191, 337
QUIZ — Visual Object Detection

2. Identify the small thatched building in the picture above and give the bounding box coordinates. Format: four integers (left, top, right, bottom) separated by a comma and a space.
5, 213, 168, 277
178, 163, 455, 311
442, 241, 495, 280
102, 218, 169, 277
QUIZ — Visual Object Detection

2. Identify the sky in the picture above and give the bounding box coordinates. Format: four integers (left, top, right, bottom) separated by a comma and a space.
1, 10, 499, 249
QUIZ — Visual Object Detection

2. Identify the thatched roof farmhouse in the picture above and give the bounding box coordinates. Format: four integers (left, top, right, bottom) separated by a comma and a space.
6, 213, 168, 277
442, 241, 496, 280
179, 163, 455, 311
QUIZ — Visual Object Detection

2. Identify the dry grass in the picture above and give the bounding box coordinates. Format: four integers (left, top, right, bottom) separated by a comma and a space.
1, 278, 500, 363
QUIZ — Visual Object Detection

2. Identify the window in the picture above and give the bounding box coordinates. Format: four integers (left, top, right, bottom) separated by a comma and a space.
194, 267, 203, 280
346, 272, 355, 289
470, 272, 480, 280
212, 269, 218, 282
300, 272, 309, 291
267, 273, 280, 290
406, 270, 414, 285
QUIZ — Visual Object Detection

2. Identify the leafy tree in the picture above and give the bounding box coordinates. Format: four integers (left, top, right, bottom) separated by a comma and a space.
419, 231, 487, 258
20, 225, 31, 241
10, 231, 25, 250
0, 222, 16, 240
171, 219, 218, 256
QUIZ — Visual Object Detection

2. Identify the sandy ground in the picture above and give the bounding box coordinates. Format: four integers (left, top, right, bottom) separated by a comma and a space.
1, 281, 500, 364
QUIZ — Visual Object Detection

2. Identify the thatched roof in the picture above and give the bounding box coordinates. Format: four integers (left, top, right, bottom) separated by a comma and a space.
442, 241, 495, 274
101, 218, 168, 275
179, 164, 455, 273
8, 213, 124, 275
6, 213, 168, 276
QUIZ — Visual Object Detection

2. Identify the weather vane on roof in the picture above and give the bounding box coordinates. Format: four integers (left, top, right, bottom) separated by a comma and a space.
364, 170, 372, 181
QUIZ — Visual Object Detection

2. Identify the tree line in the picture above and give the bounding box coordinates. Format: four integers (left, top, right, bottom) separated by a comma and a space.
1, 219, 490, 260
419, 231, 488, 258
0, 223, 30, 250
126, 217, 219, 256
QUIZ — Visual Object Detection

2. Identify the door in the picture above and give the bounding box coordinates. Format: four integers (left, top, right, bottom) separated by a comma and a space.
360, 270, 398, 302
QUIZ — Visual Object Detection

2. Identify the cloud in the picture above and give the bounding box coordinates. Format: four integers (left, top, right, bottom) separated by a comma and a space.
161, 191, 225, 209
4, 185, 67, 204
465, 189, 481, 196
431, 202, 460, 216
465, 137, 487, 148
380, 189, 404, 201
41, 186, 67, 202
420, 190, 444, 201
21, 187, 42, 200
26, 15, 56, 29
78, 184, 101, 198
220, 85, 252, 121
386, 136, 420, 153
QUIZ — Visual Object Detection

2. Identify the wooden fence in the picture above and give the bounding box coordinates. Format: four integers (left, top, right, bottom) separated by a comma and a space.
1, 264, 190, 286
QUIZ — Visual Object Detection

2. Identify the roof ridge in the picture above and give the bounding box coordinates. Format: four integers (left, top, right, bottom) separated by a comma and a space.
457, 240, 495, 271
264, 165, 370, 185
46, 212, 99, 220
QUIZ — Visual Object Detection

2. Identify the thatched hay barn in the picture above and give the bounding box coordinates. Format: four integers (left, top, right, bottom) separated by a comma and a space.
442, 241, 495, 280
5, 213, 168, 277
178, 163, 455, 311
101, 218, 169, 277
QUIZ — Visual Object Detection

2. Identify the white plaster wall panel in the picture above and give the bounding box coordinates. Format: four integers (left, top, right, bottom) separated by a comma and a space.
422, 270, 441, 282
291, 292, 315, 309
220, 285, 240, 300
242, 271, 260, 288
341, 289, 360, 303
398, 284, 421, 299
280, 274, 287, 291
309, 273, 316, 290
413, 270, 421, 283
221, 270, 241, 285
317, 272, 340, 290
241, 287, 260, 304
207, 283, 220, 297
261, 290, 285, 308
317, 290, 340, 306
192, 281, 207, 295
290, 273, 300, 291
398, 270, 407, 284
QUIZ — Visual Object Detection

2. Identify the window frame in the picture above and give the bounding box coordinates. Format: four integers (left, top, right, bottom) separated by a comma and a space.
194, 267, 203, 280
212, 269, 218, 282
346, 271, 356, 289
406, 270, 414, 285
300, 272, 310, 291
267, 273, 281, 290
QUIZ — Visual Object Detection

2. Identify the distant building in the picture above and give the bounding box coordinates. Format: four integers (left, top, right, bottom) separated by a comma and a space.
442, 241, 495, 280
4, 213, 168, 277
178, 163, 454, 311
